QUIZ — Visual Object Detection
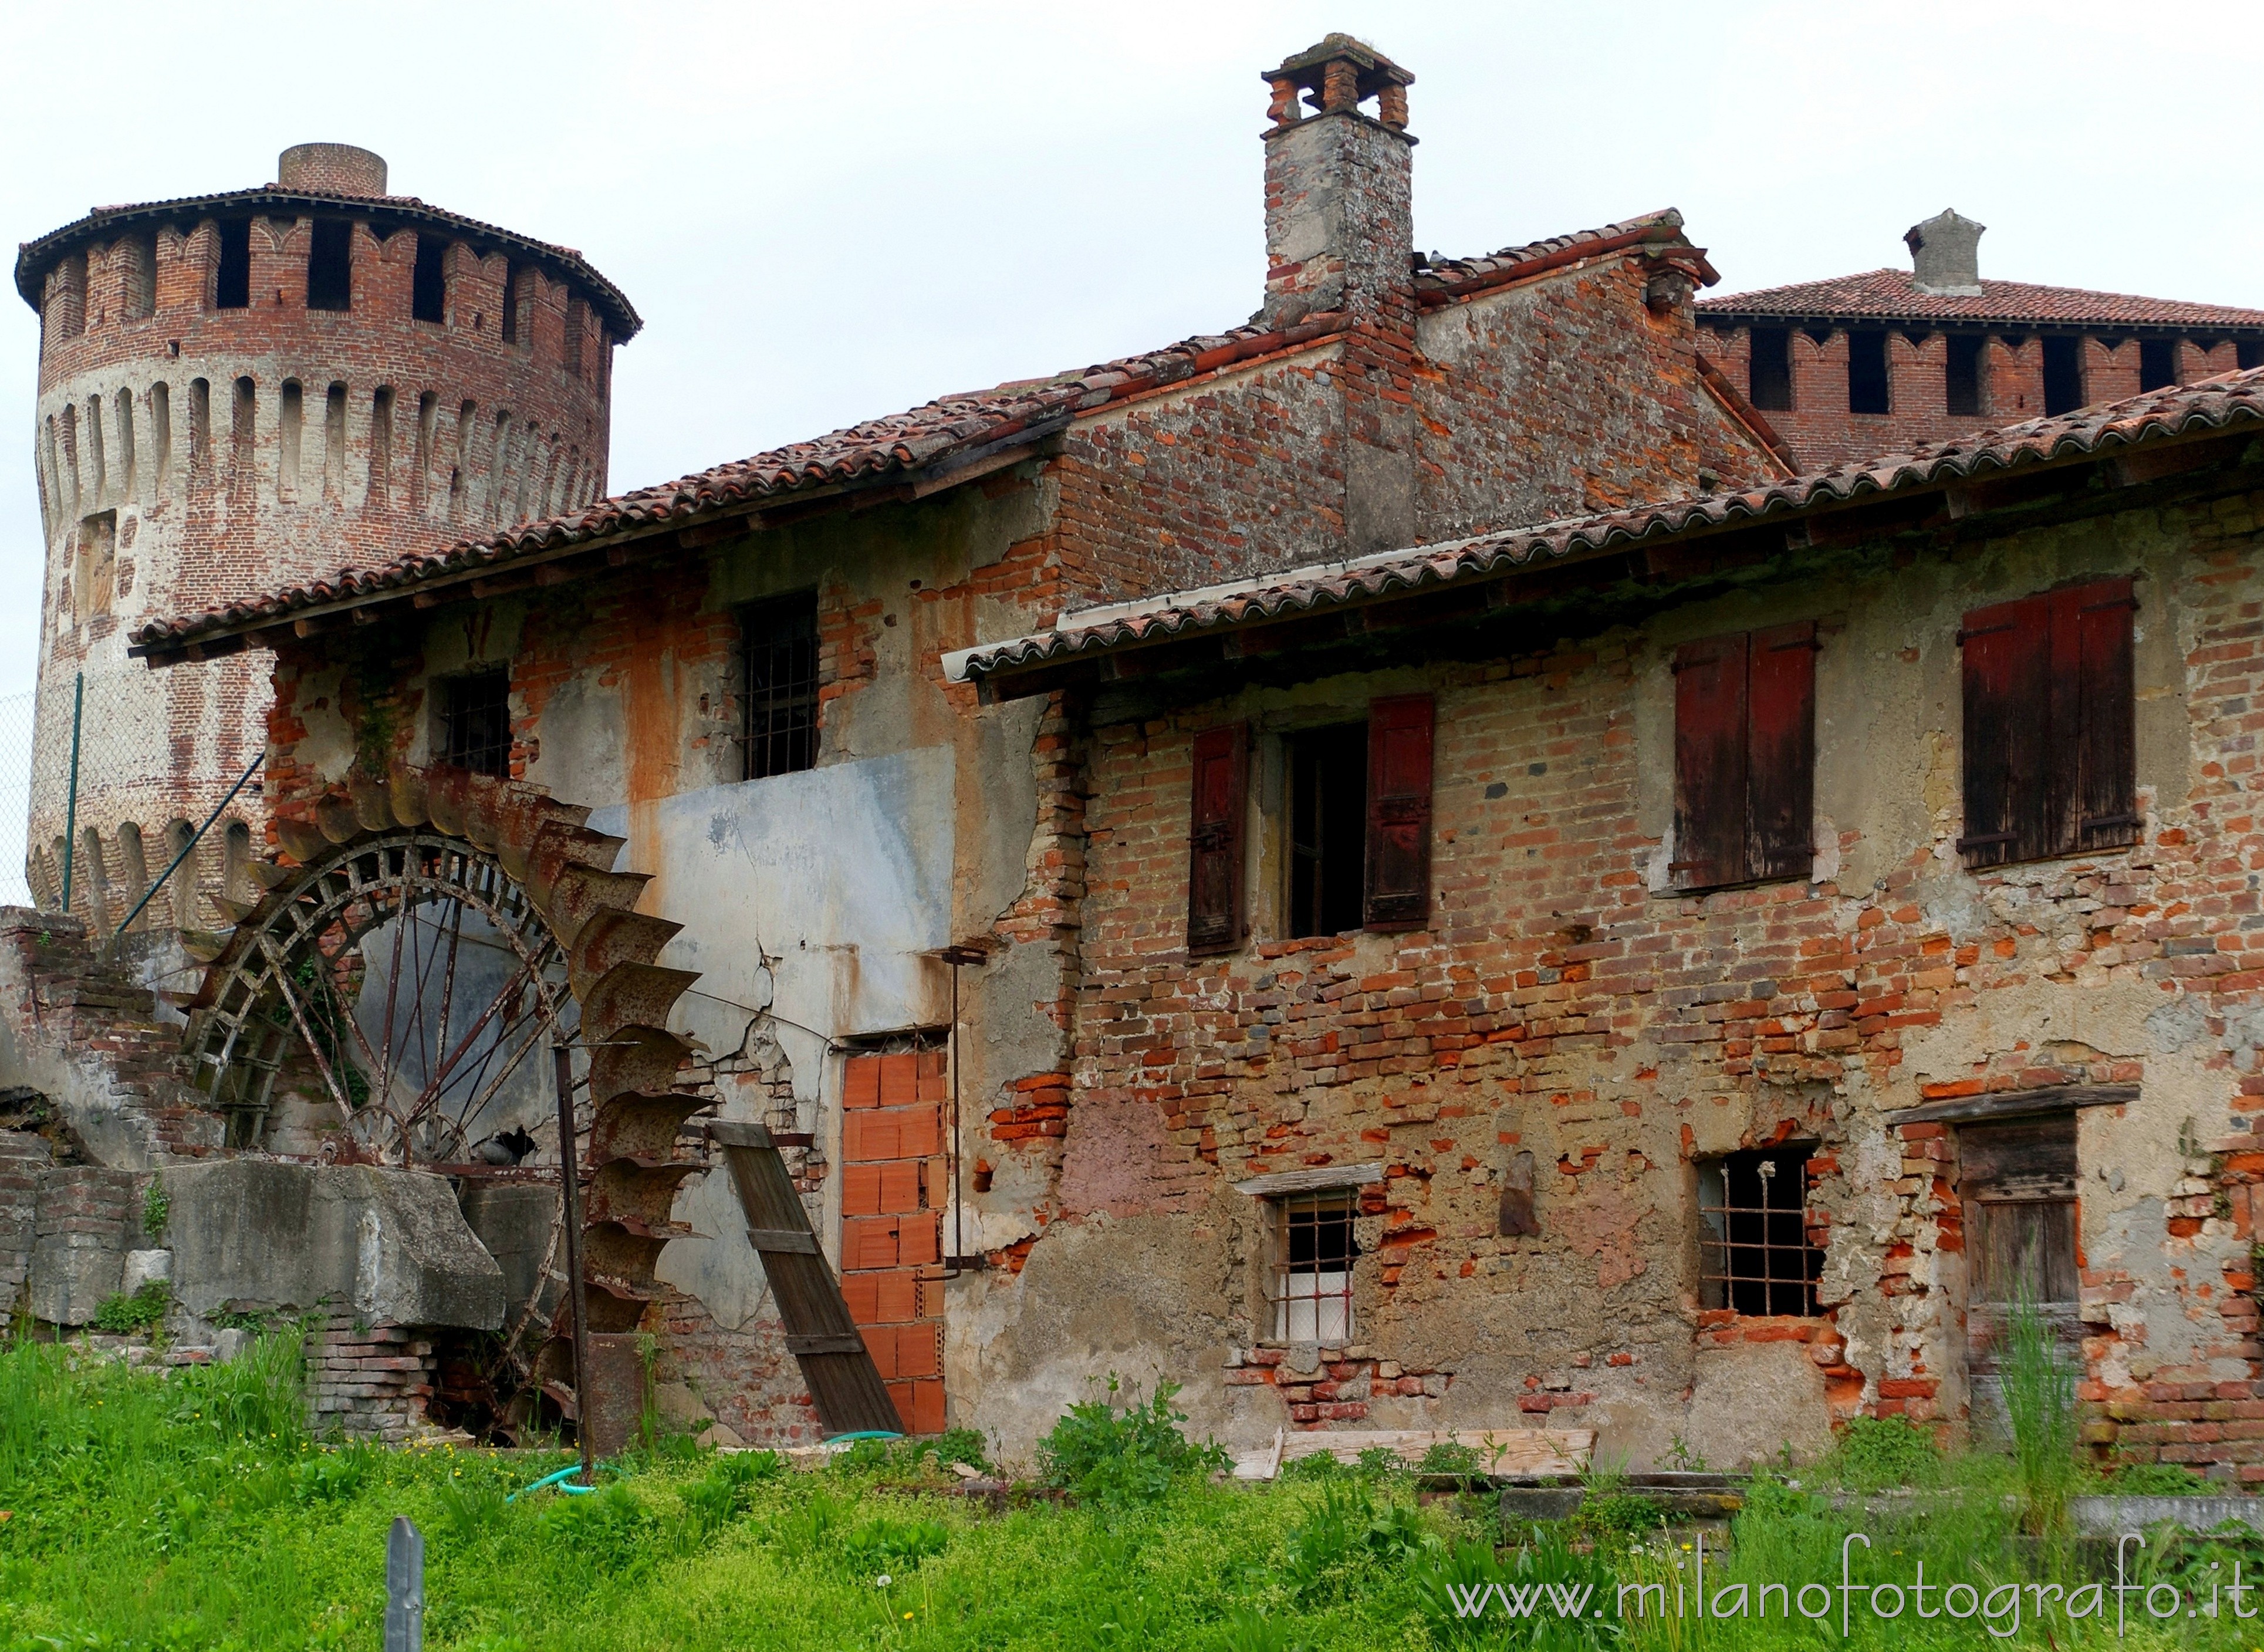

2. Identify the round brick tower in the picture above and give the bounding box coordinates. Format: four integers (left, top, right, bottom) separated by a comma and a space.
14, 144, 637, 934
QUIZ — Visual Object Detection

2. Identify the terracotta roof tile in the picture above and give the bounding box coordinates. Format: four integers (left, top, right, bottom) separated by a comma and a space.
1698, 269, 2264, 332
132, 211, 1709, 656
944, 367, 2264, 684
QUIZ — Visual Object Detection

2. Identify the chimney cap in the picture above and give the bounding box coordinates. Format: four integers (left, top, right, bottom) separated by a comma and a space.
1264, 32, 1414, 92
1904, 207, 1985, 298
276, 143, 389, 198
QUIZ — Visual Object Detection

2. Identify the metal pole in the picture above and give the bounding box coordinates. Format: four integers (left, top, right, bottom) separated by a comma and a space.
60, 673, 82, 914
109, 749, 265, 945
384, 1515, 424, 1652
553, 1041, 594, 1488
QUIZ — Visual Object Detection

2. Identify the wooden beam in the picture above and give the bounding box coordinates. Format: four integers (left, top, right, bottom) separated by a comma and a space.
1891, 1085, 2138, 1128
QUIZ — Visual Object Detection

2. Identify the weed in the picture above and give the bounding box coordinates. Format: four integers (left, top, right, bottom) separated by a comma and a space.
140, 1178, 169, 1241
1660, 1433, 1709, 1474
681, 1450, 782, 1532
1820, 1413, 1940, 1489
2003, 1284, 2082, 1533
538, 1481, 653, 1573
1356, 1445, 1405, 1479
2109, 1459, 2214, 1495
292, 1450, 371, 1505
837, 1512, 948, 1575
437, 1478, 510, 1544
89, 1281, 170, 1335
1414, 1439, 1482, 1480
1570, 1490, 1666, 1554
1415, 1525, 1618, 1648
1214, 1606, 1315, 1652
1035, 1374, 1227, 1506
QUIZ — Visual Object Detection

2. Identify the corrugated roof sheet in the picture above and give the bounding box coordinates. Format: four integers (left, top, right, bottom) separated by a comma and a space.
132, 211, 1705, 654
1698, 269, 2264, 332
945, 366, 2264, 684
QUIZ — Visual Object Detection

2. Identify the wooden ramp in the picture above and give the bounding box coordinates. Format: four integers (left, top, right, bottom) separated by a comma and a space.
711, 1119, 904, 1436
1231, 1427, 1596, 1481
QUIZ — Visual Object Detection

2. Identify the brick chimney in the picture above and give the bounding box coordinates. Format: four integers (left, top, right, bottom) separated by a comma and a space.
1259, 35, 1415, 327
276, 143, 389, 198
1905, 208, 1984, 297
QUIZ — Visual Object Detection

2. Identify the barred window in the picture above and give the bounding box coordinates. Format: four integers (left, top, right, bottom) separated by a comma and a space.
1270, 1193, 1357, 1343
1697, 1148, 1820, 1316
742, 594, 820, 781
440, 669, 511, 778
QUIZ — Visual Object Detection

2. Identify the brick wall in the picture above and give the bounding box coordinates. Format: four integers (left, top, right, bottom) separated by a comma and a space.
1035, 476, 2264, 1473
303, 1316, 439, 1442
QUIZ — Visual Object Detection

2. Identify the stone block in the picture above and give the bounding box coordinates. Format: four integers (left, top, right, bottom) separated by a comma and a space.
121, 1248, 171, 1294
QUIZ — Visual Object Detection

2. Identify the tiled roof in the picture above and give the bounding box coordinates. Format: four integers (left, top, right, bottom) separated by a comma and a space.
16, 185, 640, 340
944, 367, 2264, 685
1698, 269, 2264, 332
133, 211, 1706, 656
1413, 210, 1716, 303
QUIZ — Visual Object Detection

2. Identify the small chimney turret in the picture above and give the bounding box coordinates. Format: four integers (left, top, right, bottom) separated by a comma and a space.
1259, 34, 1415, 327
1905, 208, 1984, 297
276, 143, 389, 198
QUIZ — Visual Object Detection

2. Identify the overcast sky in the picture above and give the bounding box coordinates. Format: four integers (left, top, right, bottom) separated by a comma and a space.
4, 0, 2260, 705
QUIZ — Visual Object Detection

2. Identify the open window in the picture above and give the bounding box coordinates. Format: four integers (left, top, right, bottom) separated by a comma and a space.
412, 234, 448, 325
1270, 1192, 1358, 1343
1958, 576, 2137, 869
1748, 326, 1793, 413
439, 669, 511, 778
212, 220, 251, 310
2042, 336, 2086, 415
1945, 335, 1986, 417
306, 219, 353, 312
1286, 722, 1364, 938
1671, 622, 1816, 890
742, 593, 820, 781
1846, 329, 1890, 414
1697, 1147, 1821, 1316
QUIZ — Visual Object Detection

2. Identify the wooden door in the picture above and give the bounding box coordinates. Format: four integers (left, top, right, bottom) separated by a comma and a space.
1959, 1113, 2081, 1434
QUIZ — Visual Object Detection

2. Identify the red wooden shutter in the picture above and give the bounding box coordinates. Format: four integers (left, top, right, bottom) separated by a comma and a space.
1959, 592, 2053, 867
1364, 694, 1434, 930
2062, 577, 2138, 850
1185, 723, 1246, 955
1746, 620, 1817, 882
1671, 633, 1750, 888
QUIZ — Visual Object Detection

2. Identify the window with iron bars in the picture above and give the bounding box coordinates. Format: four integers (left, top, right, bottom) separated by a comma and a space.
440, 669, 512, 778
742, 594, 820, 781
1269, 1192, 1358, 1343
1697, 1148, 1821, 1316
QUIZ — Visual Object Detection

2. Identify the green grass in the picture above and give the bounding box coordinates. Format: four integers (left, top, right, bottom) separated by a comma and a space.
0, 1332, 2252, 1650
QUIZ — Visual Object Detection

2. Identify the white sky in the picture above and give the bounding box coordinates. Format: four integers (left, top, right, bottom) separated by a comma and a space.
4, 0, 2260, 703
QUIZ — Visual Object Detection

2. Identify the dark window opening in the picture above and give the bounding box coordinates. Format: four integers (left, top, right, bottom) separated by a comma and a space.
2138, 338, 2178, 392
1270, 1193, 1357, 1342
412, 235, 448, 324
2241, 340, 2264, 371
214, 220, 251, 310
1748, 327, 1792, 412
501, 263, 525, 344
1698, 1148, 1820, 1316
306, 219, 353, 312
440, 670, 512, 778
1945, 335, 1986, 417
2042, 336, 2086, 415
742, 594, 820, 780
1846, 329, 1890, 415
1288, 722, 1368, 938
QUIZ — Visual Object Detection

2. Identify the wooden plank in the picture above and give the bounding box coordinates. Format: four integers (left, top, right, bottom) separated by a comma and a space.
1893, 1084, 2136, 1127
1233, 1162, 1385, 1198
714, 1130, 903, 1437
1257, 1428, 1593, 1479
744, 1228, 820, 1255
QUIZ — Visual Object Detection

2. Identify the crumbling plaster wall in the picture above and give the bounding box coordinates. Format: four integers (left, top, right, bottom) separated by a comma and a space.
978, 482, 2264, 1471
